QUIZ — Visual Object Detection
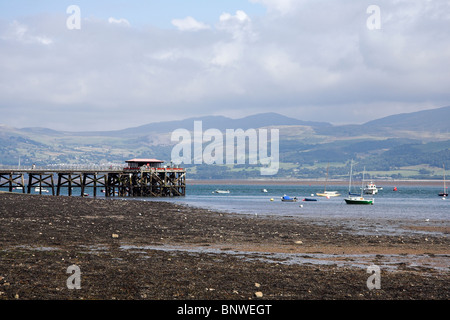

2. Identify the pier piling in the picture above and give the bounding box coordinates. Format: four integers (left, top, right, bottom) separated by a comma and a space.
0, 159, 186, 198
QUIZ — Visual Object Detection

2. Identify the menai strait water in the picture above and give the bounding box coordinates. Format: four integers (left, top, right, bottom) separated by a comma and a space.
155, 184, 449, 236
24, 183, 448, 235
31, 183, 448, 220
154, 184, 448, 218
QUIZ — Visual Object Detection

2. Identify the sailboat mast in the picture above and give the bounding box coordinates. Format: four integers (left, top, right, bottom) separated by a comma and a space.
444, 164, 447, 193
348, 160, 353, 194
361, 166, 366, 197
324, 163, 329, 192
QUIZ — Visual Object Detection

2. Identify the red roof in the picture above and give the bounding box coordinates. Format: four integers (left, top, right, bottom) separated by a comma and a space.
125, 159, 164, 163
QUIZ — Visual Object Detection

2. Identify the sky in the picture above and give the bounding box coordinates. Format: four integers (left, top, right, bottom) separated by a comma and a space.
1, 0, 449, 131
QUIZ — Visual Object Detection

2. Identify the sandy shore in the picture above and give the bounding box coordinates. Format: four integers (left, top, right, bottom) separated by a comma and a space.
0, 192, 448, 300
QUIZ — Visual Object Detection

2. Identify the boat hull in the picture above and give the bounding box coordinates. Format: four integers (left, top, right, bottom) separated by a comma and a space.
213, 190, 230, 194
316, 192, 340, 197
281, 196, 298, 202
344, 198, 374, 205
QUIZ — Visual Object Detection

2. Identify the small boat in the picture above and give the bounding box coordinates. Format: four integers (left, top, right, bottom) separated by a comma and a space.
316, 191, 340, 197
281, 195, 298, 202
302, 198, 317, 201
34, 187, 49, 193
261, 189, 268, 193
213, 190, 230, 194
438, 164, 448, 197
344, 196, 374, 205
344, 162, 374, 205
363, 181, 379, 194
317, 163, 340, 197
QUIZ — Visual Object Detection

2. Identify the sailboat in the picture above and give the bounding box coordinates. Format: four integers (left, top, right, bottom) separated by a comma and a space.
316, 163, 340, 197
438, 164, 448, 197
344, 162, 374, 205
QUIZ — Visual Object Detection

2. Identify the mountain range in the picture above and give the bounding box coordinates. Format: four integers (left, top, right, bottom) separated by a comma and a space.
1, 106, 449, 179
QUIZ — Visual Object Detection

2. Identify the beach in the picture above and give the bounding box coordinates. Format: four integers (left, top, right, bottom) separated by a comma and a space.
0, 192, 448, 300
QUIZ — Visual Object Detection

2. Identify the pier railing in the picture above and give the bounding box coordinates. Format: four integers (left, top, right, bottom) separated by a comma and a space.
0, 164, 125, 172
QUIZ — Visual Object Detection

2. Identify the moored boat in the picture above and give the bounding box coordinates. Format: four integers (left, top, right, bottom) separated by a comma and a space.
213, 190, 230, 194
438, 164, 448, 197
281, 195, 298, 202
363, 181, 379, 194
344, 196, 374, 205
344, 161, 374, 205
316, 191, 340, 197
317, 163, 340, 197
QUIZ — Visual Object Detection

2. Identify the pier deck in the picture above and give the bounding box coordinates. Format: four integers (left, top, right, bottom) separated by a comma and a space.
0, 167, 186, 197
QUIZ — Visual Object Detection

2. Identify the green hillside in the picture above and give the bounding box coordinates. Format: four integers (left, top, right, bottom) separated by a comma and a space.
1, 107, 449, 180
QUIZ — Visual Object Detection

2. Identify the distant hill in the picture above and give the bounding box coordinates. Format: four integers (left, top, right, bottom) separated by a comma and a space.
0, 107, 449, 179
363, 105, 450, 132
316, 105, 450, 137
71, 112, 331, 137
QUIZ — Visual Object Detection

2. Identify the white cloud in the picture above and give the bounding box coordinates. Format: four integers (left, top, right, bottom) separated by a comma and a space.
249, 0, 297, 15
108, 17, 130, 27
219, 10, 250, 23
1, 20, 53, 45
217, 10, 255, 41
171, 16, 210, 31
1, 1, 450, 130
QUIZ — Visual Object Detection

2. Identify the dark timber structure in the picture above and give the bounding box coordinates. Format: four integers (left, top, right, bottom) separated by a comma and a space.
0, 159, 186, 197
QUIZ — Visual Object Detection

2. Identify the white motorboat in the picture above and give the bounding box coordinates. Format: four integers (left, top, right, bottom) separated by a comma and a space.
213, 190, 230, 194
363, 181, 379, 194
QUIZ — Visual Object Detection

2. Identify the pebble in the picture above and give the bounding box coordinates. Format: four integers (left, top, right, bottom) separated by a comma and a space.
254, 291, 263, 298
112, 233, 119, 238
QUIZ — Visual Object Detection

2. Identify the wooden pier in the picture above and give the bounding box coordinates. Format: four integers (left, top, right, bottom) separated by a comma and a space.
0, 159, 186, 197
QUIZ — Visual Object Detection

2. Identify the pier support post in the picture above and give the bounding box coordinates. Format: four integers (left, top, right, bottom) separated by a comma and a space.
0, 173, 26, 193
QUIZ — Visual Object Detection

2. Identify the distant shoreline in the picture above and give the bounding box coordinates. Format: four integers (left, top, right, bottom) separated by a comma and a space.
186, 179, 444, 186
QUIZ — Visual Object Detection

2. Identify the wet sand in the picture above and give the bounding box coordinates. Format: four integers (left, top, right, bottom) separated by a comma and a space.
0, 192, 448, 300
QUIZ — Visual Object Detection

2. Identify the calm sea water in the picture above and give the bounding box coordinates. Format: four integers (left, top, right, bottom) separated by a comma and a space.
157, 184, 449, 236
153, 184, 448, 219
25, 183, 449, 235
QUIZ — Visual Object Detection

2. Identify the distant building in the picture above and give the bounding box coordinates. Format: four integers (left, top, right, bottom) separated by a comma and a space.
125, 158, 164, 169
